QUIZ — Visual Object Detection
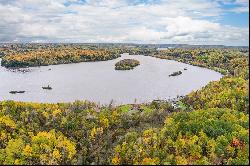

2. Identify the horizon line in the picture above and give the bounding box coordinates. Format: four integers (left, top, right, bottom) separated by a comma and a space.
0, 42, 249, 47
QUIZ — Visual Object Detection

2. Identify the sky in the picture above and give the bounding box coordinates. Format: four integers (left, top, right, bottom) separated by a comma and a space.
0, 0, 249, 46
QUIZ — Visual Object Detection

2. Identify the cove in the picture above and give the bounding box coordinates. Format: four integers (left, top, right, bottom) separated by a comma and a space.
0, 54, 223, 105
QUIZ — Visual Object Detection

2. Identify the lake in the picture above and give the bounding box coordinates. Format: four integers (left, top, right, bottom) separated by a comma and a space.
0, 54, 223, 105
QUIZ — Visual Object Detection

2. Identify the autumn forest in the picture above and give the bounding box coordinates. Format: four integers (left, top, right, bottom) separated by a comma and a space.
0, 43, 249, 165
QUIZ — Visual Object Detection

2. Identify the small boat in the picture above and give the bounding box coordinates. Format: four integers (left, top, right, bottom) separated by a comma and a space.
42, 85, 52, 90
9, 91, 25, 94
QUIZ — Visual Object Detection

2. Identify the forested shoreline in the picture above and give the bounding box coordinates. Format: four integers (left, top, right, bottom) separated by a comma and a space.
0, 44, 156, 68
0, 45, 249, 165
0, 49, 121, 68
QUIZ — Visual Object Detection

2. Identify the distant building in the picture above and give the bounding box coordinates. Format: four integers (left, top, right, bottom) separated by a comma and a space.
157, 47, 171, 51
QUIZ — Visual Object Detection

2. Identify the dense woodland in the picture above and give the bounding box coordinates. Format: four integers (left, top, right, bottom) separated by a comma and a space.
0, 44, 249, 165
0, 48, 121, 68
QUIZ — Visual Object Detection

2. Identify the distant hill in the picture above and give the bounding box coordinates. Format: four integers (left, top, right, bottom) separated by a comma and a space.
0, 43, 249, 49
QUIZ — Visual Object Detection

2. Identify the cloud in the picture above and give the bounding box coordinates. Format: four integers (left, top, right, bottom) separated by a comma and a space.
229, 6, 249, 13
218, 0, 249, 13
235, 0, 249, 5
0, 0, 248, 46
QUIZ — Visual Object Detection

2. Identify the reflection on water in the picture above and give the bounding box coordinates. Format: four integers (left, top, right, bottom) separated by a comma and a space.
0, 54, 222, 105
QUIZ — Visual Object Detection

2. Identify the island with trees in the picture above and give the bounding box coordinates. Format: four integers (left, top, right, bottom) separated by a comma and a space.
169, 71, 182, 77
115, 59, 140, 70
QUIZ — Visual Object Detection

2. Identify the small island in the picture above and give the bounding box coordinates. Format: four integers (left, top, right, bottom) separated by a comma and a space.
169, 71, 182, 77
115, 59, 140, 70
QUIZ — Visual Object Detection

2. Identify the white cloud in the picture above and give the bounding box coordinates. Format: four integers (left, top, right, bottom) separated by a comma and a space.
162, 16, 220, 37
0, 0, 248, 46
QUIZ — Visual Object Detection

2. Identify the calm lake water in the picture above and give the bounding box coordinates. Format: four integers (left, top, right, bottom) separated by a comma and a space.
0, 54, 222, 105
